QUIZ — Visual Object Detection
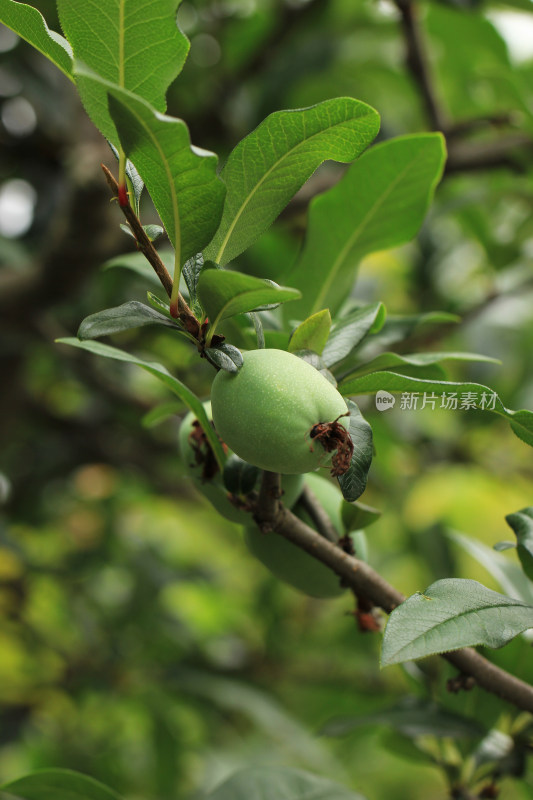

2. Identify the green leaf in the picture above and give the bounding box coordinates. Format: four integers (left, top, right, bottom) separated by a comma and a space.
146, 292, 173, 320
204, 97, 380, 265
182, 253, 204, 310
77, 301, 181, 340
322, 303, 386, 367
339, 372, 533, 447
381, 579, 533, 666
55, 338, 226, 470
505, 508, 533, 582
341, 500, 381, 533
196, 268, 301, 338
72, 66, 225, 267
321, 697, 483, 739
0, 1, 73, 80
288, 309, 331, 356
109, 141, 144, 215
344, 351, 500, 380
57, 0, 189, 142
337, 400, 373, 503
0, 769, 121, 800
204, 343, 243, 373
287, 134, 446, 320
206, 766, 367, 800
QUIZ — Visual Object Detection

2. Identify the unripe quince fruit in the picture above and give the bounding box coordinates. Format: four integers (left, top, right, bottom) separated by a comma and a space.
179, 402, 304, 524
211, 349, 352, 475
244, 472, 346, 598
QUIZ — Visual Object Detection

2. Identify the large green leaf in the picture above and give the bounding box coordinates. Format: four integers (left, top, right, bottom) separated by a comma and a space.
381, 579, 533, 666
206, 766, 367, 800
0, 769, 121, 800
57, 0, 189, 142
339, 372, 533, 447
55, 338, 226, 470
0, 1, 73, 80
204, 97, 380, 265
343, 350, 500, 380
196, 268, 301, 339
287, 134, 446, 320
505, 508, 533, 583
75, 65, 225, 270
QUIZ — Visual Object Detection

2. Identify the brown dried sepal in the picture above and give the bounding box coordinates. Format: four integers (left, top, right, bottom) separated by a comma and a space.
188, 421, 226, 482
309, 415, 353, 477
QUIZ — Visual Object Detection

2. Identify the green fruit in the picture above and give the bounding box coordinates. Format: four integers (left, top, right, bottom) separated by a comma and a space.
244, 472, 346, 598
179, 403, 304, 524
211, 349, 351, 475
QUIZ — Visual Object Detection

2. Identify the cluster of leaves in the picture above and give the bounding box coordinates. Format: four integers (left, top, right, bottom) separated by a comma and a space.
2, 1, 533, 799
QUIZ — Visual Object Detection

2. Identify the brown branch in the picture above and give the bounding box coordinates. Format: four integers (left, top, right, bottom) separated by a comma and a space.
299, 485, 339, 543
101, 164, 200, 337
394, 0, 448, 131
445, 134, 533, 174
252, 497, 533, 715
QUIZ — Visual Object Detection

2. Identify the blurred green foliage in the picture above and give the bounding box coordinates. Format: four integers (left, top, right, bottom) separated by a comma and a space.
1, 1, 533, 798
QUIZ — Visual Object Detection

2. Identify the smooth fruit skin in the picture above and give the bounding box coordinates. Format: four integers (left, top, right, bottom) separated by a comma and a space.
211, 349, 349, 475
244, 472, 346, 598
179, 403, 304, 524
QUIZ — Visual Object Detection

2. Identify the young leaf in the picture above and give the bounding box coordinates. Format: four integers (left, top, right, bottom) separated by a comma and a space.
288, 309, 331, 356
55, 338, 226, 470
77, 301, 181, 340
57, 0, 189, 143
0, 768, 121, 800
337, 400, 373, 503
205, 766, 367, 800
381, 579, 533, 667
196, 268, 301, 337
0, 0, 73, 80
109, 141, 144, 214
287, 134, 446, 320
339, 372, 533, 448
182, 253, 204, 309
322, 303, 386, 367
204, 97, 380, 265
72, 67, 225, 268
204, 344, 243, 373
505, 508, 533, 582
343, 350, 500, 380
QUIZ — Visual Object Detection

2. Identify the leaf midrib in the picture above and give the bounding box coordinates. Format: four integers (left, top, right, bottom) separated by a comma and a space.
215, 107, 375, 264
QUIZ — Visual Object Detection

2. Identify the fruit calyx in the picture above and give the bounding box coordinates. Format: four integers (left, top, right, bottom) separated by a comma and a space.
309, 414, 353, 477
187, 420, 225, 481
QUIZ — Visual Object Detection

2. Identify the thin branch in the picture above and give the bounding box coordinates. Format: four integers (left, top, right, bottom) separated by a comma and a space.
394, 0, 448, 131
299, 485, 339, 543
252, 499, 533, 715
101, 164, 200, 337
255, 471, 282, 530
446, 134, 533, 174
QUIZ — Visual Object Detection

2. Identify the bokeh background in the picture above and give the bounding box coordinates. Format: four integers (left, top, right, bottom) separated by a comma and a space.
1, 1, 533, 798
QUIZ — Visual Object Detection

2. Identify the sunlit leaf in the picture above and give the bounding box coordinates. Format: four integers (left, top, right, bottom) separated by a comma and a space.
287, 134, 446, 320
58, 0, 189, 142
0, 0, 73, 80
205, 97, 380, 265
322, 303, 386, 367
288, 309, 331, 356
